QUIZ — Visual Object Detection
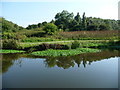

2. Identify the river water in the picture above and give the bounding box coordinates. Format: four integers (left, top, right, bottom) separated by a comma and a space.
1, 49, 119, 88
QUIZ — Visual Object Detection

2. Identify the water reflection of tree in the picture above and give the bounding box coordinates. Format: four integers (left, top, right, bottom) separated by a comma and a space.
0, 54, 2, 74
2, 53, 45, 74
44, 50, 119, 69
2, 54, 23, 73
44, 56, 75, 69
2, 50, 119, 73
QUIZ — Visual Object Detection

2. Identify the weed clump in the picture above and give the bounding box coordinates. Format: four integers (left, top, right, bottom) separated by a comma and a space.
71, 41, 80, 49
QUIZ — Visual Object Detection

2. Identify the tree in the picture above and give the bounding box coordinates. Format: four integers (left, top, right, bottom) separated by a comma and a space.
26, 24, 38, 29
55, 10, 74, 31
99, 24, 111, 30
42, 21, 47, 26
87, 24, 99, 31
118, 20, 120, 30
50, 19, 55, 24
43, 23, 58, 35
74, 12, 81, 25
71, 13, 82, 31
38, 23, 42, 27
81, 12, 87, 30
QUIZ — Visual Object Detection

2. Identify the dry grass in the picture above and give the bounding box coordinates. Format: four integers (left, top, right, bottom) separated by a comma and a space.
57, 30, 119, 40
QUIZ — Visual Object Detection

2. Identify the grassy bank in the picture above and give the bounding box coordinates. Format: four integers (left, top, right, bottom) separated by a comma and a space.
0, 50, 25, 53
18, 31, 119, 43
31, 48, 100, 57
20, 40, 119, 49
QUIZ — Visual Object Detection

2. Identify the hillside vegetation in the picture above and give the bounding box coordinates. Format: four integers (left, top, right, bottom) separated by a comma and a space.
1, 10, 120, 53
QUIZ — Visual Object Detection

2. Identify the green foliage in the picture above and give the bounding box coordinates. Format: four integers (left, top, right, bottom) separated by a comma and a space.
2, 32, 16, 39
2, 18, 24, 32
54, 10, 120, 31
87, 24, 99, 31
0, 49, 25, 53
26, 21, 47, 29
2, 32, 27, 40
81, 12, 87, 30
2, 39, 21, 49
74, 12, 81, 25
31, 48, 100, 56
55, 10, 74, 30
71, 40, 80, 49
39, 43, 70, 50
20, 37, 58, 42
26, 24, 38, 29
99, 24, 111, 30
24, 43, 70, 52
1, 10, 120, 36
26, 47, 37, 52
43, 23, 58, 35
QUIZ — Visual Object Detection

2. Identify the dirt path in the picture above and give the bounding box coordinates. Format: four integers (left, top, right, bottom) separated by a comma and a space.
20, 40, 113, 45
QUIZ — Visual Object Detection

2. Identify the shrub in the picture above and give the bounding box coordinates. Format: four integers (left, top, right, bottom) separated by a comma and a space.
24, 43, 71, 52
41, 43, 50, 50
27, 47, 37, 52
2, 33, 16, 39
61, 44, 70, 49
39, 43, 70, 50
71, 40, 80, 49
2, 39, 21, 49
25, 43, 70, 51
43, 23, 58, 35
49, 44, 61, 49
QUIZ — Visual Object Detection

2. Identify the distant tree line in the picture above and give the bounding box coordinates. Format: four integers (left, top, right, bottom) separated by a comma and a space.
26, 10, 120, 31
1, 10, 120, 34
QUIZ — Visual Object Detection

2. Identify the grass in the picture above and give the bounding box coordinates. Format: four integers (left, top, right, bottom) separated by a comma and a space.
16, 30, 119, 43
56, 30, 119, 40
31, 48, 100, 57
20, 40, 119, 49
0, 49, 25, 53
20, 37, 60, 42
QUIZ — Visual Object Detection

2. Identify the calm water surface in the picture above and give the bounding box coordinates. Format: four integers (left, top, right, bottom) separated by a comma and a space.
1, 50, 119, 88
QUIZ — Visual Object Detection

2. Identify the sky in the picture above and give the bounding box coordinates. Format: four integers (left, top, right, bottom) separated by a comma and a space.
1, 0, 120, 27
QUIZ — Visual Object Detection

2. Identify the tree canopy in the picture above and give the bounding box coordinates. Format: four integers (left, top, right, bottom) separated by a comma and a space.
2, 18, 24, 32
1, 10, 120, 34
43, 23, 58, 35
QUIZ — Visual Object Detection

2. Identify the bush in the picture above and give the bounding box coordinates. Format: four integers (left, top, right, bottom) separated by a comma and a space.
71, 40, 80, 49
2, 39, 21, 49
2, 33, 16, 39
41, 43, 50, 50
27, 47, 37, 52
61, 44, 70, 49
24, 43, 71, 52
43, 23, 58, 35
25, 43, 70, 51
39, 43, 70, 50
